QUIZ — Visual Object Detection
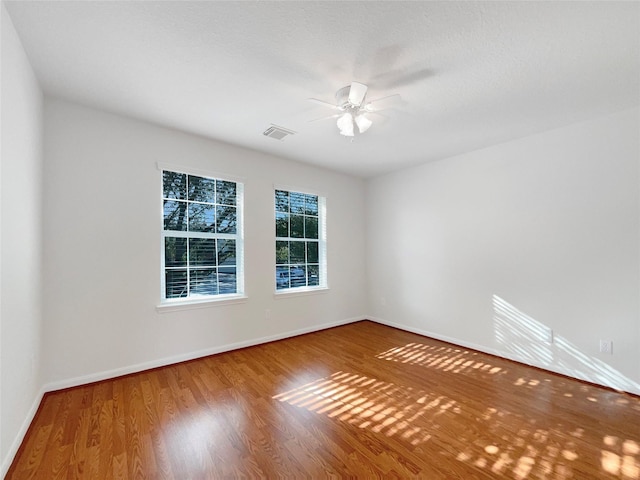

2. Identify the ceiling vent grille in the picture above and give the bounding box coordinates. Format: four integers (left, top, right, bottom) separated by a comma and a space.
263, 124, 296, 141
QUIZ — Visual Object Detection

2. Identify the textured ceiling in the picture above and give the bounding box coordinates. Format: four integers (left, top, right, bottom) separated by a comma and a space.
5, 1, 639, 178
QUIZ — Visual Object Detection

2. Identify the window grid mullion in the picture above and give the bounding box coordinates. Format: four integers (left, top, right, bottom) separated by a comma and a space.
162, 169, 241, 301
275, 189, 323, 291
185, 174, 191, 297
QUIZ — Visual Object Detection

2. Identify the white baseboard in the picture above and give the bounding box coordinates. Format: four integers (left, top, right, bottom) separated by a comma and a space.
2, 315, 365, 477
369, 316, 503, 356
1, 385, 46, 478
7, 313, 633, 478
44, 315, 366, 393
368, 316, 640, 396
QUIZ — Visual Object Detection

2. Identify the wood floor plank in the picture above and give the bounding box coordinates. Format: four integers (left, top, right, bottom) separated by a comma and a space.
6, 321, 640, 479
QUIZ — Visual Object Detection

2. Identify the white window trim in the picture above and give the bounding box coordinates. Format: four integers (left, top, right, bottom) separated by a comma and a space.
156, 162, 245, 185
156, 294, 248, 313
158, 164, 245, 307
273, 185, 328, 295
273, 286, 329, 299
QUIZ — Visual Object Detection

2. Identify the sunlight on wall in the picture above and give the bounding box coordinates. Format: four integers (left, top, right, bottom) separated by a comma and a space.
493, 295, 640, 394
493, 295, 553, 365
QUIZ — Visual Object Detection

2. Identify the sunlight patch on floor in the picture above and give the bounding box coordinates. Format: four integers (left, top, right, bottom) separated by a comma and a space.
376, 342, 505, 377
601, 437, 640, 479
273, 371, 460, 446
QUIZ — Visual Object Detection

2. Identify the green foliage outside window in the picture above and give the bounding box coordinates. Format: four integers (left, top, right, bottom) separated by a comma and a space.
275, 189, 321, 290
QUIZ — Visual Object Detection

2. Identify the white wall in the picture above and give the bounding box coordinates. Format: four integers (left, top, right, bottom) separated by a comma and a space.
2, 15, 637, 470
367, 107, 640, 394
42, 98, 367, 388
0, 2, 44, 474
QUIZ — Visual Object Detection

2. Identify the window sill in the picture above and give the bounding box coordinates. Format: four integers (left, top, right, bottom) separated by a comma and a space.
274, 287, 329, 299
156, 294, 248, 313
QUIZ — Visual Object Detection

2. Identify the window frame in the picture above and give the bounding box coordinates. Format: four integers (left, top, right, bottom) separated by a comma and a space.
157, 163, 246, 309
274, 185, 328, 295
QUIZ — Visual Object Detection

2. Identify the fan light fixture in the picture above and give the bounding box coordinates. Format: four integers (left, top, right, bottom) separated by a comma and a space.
337, 112, 372, 136
337, 112, 354, 137
355, 114, 372, 133
309, 81, 399, 138
334, 82, 372, 137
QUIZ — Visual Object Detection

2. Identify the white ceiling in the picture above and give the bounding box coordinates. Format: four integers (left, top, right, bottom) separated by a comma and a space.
5, 1, 639, 178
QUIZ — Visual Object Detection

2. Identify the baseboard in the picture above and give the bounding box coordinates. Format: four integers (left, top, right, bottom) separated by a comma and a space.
7, 313, 634, 477
43, 315, 366, 393
368, 316, 640, 397
3, 315, 366, 476
1, 385, 46, 478
369, 316, 502, 356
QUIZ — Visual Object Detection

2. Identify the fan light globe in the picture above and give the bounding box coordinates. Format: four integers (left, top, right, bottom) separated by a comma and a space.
355, 114, 372, 133
337, 112, 354, 137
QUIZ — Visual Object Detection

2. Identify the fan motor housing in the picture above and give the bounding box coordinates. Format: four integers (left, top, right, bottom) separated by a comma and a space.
336, 85, 351, 108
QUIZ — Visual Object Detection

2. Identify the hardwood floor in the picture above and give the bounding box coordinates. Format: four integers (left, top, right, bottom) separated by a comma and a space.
7, 321, 640, 479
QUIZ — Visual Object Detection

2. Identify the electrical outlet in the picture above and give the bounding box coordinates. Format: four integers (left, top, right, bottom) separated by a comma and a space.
547, 328, 554, 344
599, 340, 613, 354
381, 297, 386, 306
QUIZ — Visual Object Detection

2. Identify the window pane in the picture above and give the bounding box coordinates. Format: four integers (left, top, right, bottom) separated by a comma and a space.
307, 241, 318, 263
290, 241, 305, 263
307, 264, 319, 286
276, 266, 289, 290
276, 241, 289, 264
165, 237, 187, 267
163, 200, 188, 231
216, 205, 237, 234
163, 170, 242, 301
217, 239, 236, 266
166, 269, 188, 298
304, 216, 318, 239
275, 190, 289, 213
290, 266, 306, 288
290, 214, 304, 238
189, 238, 216, 266
218, 266, 237, 294
276, 212, 289, 237
188, 204, 215, 232
305, 194, 318, 215
274, 189, 324, 292
216, 180, 237, 206
290, 192, 305, 214
190, 268, 217, 296
163, 171, 187, 200
188, 175, 215, 203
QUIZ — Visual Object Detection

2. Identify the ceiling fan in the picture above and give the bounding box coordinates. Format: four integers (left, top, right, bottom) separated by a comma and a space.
309, 82, 399, 137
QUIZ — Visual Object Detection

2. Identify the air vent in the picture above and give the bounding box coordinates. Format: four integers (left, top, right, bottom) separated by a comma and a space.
263, 124, 296, 141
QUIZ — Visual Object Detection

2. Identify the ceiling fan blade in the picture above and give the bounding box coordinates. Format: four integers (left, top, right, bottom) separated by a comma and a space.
308, 113, 341, 123
367, 111, 389, 120
363, 93, 401, 112
348, 82, 368, 106
309, 98, 340, 109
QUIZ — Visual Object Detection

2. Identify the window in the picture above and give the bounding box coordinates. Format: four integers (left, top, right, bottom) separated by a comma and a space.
275, 189, 326, 291
162, 169, 243, 302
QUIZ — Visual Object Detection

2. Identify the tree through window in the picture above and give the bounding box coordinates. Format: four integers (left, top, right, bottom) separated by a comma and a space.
162, 170, 243, 301
275, 189, 326, 291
